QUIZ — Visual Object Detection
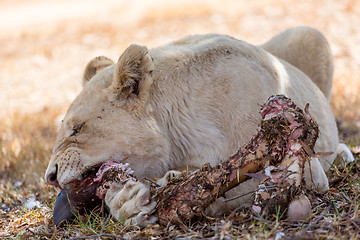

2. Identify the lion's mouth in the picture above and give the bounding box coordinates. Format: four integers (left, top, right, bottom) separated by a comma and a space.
77, 165, 101, 182
53, 161, 135, 226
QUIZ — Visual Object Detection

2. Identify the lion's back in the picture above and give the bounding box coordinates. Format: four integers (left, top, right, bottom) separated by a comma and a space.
147, 34, 338, 171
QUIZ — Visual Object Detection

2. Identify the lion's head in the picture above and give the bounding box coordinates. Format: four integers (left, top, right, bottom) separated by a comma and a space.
45, 45, 170, 190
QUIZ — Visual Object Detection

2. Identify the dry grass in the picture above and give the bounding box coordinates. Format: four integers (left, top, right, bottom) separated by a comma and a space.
1, 0, 360, 239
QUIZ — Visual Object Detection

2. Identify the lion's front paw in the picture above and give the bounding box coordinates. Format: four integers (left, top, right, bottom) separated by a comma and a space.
105, 180, 157, 227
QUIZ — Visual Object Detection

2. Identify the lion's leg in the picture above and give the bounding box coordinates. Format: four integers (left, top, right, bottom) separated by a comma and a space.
260, 27, 334, 101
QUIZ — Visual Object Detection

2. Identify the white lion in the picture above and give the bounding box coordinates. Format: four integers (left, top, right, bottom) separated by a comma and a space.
45, 27, 353, 226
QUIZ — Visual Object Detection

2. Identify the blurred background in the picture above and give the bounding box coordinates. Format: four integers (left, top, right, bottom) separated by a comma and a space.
1, 0, 359, 123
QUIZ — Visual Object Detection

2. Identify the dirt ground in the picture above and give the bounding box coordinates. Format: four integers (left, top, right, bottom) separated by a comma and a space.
1, 0, 360, 123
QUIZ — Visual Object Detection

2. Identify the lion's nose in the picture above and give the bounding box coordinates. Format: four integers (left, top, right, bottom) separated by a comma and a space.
46, 164, 61, 188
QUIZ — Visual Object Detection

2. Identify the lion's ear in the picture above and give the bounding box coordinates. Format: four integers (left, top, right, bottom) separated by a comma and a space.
109, 44, 154, 107
82, 56, 114, 86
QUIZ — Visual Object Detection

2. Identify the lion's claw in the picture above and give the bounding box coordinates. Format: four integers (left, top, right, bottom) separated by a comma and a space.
105, 180, 157, 227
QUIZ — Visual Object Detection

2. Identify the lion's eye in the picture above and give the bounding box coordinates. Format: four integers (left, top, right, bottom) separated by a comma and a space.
70, 123, 84, 137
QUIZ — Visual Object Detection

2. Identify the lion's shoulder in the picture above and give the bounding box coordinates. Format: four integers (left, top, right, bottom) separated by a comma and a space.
149, 34, 255, 59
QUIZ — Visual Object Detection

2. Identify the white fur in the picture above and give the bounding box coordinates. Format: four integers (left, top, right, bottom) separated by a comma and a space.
337, 143, 355, 163
105, 180, 157, 227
